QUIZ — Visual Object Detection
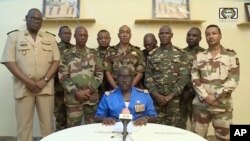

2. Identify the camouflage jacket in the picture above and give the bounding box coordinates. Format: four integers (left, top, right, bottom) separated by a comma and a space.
55, 41, 74, 92
145, 43, 189, 96
183, 45, 206, 70
58, 47, 103, 96
104, 43, 145, 82
191, 46, 240, 111
183, 46, 205, 88
97, 46, 109, 61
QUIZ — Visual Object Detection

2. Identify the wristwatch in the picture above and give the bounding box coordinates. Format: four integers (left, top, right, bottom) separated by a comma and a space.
43, 76, 49, 82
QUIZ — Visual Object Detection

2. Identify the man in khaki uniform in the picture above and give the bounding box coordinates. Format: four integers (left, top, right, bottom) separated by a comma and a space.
1, 8, 60, 141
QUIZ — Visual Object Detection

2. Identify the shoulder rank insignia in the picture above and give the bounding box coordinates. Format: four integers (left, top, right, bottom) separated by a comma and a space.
226, 48, 236, 53
46, 31, 56, 36
104, 88, 117, 96
135, 88, 149, 94
7, 29, 18, 35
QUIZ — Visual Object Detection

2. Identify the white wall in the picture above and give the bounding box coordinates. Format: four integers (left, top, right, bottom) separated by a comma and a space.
1, 0, 250, 137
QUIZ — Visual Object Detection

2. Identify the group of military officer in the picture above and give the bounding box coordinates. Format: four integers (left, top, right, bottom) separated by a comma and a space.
1, 8, 239, 141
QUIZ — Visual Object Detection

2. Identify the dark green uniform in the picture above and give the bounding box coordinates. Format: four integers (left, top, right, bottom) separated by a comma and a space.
145, 43, 189, 127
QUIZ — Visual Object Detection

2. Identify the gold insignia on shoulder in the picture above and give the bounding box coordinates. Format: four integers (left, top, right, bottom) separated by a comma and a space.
24, 32, 29, 36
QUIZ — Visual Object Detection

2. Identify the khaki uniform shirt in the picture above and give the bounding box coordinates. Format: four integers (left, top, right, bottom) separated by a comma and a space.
1, 30, 60, 98
191, 46, 240, 111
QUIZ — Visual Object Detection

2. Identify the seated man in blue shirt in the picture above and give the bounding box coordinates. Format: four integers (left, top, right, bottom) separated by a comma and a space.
95, 66, 157, 126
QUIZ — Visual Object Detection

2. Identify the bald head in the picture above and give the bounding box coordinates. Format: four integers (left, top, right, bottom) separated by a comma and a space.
74, 26, 88, 47
118, 25, 131, 45
159, 25, 172, 33
25, 8, 43, 33
158, 25, 173, 45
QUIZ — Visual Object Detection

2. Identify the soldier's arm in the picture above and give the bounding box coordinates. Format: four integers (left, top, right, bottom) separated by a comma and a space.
103, 50, 117, 88
42, 35, 60, 82
133, 51, 145, 86
191, 57, 209, 99
105, 71, 118, 88
171, 53, 190, 96
58, 58, 78, 95
1, 33, 38, 92
215, 54, 240, 99
132, 72, 143, 86
144, 57, 158, 95
88, 56, 103, 92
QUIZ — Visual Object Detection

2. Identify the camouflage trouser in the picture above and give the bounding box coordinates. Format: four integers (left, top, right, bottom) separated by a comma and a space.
155, 96, 181, 127
54, 91, 67, 131
66, 104, 98, 127
178, 89, 195, 129
192, 106, 232, 141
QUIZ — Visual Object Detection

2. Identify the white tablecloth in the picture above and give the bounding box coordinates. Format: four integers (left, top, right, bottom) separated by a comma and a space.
41, 123, 207, 141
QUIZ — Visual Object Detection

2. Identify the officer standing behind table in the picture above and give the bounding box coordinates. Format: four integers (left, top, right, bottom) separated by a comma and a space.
145, 25, 189, 127
96, 29, 112, 97
54, 26, 74, 131
58, 26, 103, 127
139, 33, 158, 89
95, 66, 157, 126
191, 24, 240, 141
177, 27, 205, 129
104, 25, 145, 89
1, 8, 60, 141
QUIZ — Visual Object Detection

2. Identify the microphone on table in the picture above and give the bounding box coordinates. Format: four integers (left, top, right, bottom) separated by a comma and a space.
119, 108, 132, 141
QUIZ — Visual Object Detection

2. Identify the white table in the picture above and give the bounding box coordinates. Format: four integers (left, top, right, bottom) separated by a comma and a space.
41, 123, 207, 141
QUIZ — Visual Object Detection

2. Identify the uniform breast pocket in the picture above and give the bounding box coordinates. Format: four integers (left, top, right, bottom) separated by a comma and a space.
219, 62, 229, 79
17, 43, 31, 60
152, 61, 162, 72
42, 45, 53, 62
171, 58, 181, 75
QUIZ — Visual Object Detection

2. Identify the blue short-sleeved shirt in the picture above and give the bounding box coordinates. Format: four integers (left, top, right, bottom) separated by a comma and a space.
95, 87, 157, 121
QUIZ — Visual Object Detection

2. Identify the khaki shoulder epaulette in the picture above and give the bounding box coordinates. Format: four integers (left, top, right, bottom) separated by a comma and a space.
135, 88, 149, 94
46, 31, 56, 36
7, 29, 18, 35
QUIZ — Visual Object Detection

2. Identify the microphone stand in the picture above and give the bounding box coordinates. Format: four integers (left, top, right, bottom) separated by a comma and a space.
122, 120, 128, 141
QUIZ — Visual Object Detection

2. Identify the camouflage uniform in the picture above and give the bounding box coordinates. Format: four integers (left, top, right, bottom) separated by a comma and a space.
191, 46, 240, 140
54, 41, 74, 131
178, 46, 205, 129
58, 47, 103, 127
145, 43, 189, 127
104, 43, 145, 84
97, 47, 112, 98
